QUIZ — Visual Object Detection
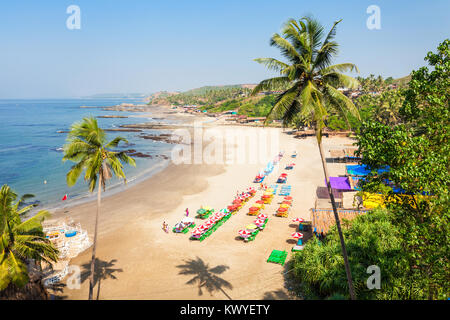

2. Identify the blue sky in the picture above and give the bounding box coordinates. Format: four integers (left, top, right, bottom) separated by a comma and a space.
0, 0, 449, 98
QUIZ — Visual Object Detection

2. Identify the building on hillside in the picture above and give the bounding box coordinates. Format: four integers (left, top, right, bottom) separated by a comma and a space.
246, 117, 266, 123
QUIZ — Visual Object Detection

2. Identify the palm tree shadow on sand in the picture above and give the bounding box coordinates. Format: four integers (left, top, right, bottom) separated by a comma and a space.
80, 258, 123, 300
262, 289, 290, 300
176, 257, 233, 300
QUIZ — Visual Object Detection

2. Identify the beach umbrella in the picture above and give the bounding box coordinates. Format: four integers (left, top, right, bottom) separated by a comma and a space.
284, 196, 293, 201
280, 204, 290, 208
239, 230, 251, 237
261, 195, 271, 199
249, 206, 259, 211
198, 225, 208, 231
246, 223, 257, 230
258, 213, 268, 219
254, 219, 265, 226
281, 173, 288, 177
192, 230, 203, 237
174, 222, 183, 229
233, 199, 242, 204
182, 217, 194, 224
277, 207, 288, 212
256, 200, 264, 204
291, 232, 304, 239
292, 217, 305, 223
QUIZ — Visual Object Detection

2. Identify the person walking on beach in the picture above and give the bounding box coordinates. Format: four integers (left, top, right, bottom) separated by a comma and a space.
185, 208, 189, 217
162, 220, 168, 233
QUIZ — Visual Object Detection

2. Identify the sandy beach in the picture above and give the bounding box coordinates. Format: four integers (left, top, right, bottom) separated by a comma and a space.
49, 121, 355, 300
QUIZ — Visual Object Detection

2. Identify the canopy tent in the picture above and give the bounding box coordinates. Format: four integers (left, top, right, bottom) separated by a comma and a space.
182, 217, 194, 224
329, 177, 352, 191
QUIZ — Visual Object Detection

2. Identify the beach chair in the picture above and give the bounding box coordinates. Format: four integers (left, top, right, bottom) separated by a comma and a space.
269, 184, 279, 195
267, 250, 288, 266
279, 186, 292, 196
276, 175, 287, 183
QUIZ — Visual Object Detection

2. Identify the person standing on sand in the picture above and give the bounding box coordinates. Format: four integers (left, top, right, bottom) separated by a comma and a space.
162, 221, 168, 233
185, 208, 189, 217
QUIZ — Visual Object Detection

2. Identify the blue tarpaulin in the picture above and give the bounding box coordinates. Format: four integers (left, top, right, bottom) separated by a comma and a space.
346, 164, 390, 176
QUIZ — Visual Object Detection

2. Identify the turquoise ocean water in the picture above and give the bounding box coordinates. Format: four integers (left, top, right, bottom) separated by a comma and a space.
0, 99, 176, 210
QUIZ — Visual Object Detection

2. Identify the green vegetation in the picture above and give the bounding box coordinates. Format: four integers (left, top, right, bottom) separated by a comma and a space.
62, 117, 136, 300
157, 86, 252, 107
355, 40, 449, 299
0, 185, 58, 292
291, 39, 450, 300
292, 209, 408, 299
253, 16, 360, 299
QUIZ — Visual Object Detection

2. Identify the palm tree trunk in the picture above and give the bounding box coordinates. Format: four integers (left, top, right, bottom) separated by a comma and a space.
317, 140, 356, 300
88, 172, 102, 300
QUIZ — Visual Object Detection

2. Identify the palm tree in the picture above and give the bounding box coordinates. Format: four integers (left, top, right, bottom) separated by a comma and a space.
252, 16, 359, 299
0, 184, 59, 292
62, 116, 135, 300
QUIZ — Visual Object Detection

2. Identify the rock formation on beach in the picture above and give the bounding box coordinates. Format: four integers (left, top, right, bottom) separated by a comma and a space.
97, 115, 128, 118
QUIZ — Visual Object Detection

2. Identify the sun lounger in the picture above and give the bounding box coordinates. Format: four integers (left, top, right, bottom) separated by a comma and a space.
277, 176, 287, 183
267, 250, 288, 266
279, 186, 292, 196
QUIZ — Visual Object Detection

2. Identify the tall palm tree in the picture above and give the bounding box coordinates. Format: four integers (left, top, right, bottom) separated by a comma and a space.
0, 184, 59, 292
252, 16, 359, 299
62, 116, 135, 300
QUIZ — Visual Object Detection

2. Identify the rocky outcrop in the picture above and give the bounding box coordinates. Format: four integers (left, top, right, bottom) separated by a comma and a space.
97, 115, 128, 118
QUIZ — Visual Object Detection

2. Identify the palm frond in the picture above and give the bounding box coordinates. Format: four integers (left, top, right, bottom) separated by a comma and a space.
270, 33, 302, 63
265, 85, 300, 125
105, 136, 129, 149
251, 76, 291, 96
253, 58, 289, 73
322, 72, 360, 90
